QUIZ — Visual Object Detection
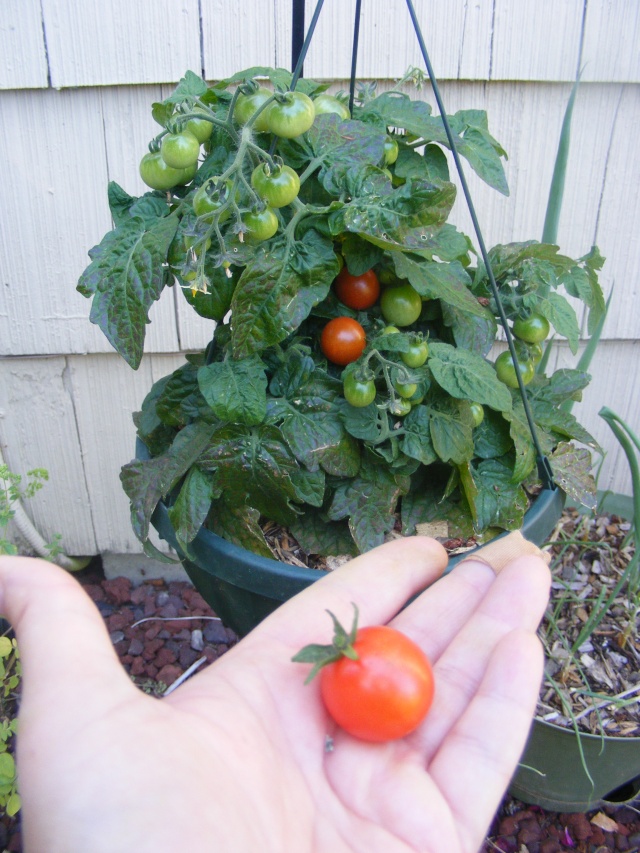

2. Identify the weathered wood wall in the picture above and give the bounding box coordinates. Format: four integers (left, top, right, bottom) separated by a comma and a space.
1, 0, 638, 556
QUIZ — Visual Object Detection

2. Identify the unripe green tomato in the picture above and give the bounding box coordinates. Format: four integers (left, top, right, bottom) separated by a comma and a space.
313, 94, 350, 120
242, 207, 279, 243
186, 109, 213, 143
394, 381, 418, 399
390, 398, 412, 417
193, 179, 232, 220
512, 313, 550, 344
139, 152, 186, 191
495, 351, 535, 388
343, 374, 376, 408
160, 131, 200, 169
383, 136, 399, 165
469, 402, 485, 427
267, 91, 315, 138
401, 340, 429, 368
251, 164, 300, 208
380, 284, 422, 327
233, 87, 273, 132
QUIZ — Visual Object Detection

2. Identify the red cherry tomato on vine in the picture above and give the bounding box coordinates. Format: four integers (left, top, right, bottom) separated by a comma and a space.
512, 313, 550, 344
380, 284, 422, 327
320, 625, 434, 742
321, 317, 366, 366
495, 351, 535, 388
251, 164, 300, 208
160, 131, 200, 169
267, 91, 315, 138
343, 373, 376, 408
334, 268, 380, 310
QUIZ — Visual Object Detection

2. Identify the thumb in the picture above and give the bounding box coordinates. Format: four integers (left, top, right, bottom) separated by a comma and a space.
0, 555, 137, 713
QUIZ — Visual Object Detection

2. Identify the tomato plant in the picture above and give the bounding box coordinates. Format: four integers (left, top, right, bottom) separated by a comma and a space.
512, 313, 550, 344
380, 284, 422, 326
251, 163, 300, 208
321, 317, 366, 366
343, 373, 376, 408
293, 606, 434, 742
160, 131, 200, 169
267, 91, 315, 138
469, 402, 485, 427
495, 350, 535, 388
313, 94, 350, 120
334, 268, 380, 310
79, 65, 604, 565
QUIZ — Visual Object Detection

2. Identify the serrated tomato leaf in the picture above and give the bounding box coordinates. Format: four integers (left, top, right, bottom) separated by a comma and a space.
429, 342, 512, 412
198, 356, 267, 426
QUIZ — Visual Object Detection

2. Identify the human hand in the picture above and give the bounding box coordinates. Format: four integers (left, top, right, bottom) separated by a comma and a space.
0, 535, 549, 853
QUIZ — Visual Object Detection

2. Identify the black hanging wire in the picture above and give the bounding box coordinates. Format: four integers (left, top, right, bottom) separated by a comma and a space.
348, 0, 363, 114
291, 0, 306, 75
403, 0, 556, 491
290, 0, 326, 90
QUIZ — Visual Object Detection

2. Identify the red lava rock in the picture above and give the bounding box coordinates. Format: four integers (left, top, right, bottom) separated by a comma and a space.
128, 638, 144, 657
540, 841, 563, 853
518, 818, 542, 844
154, 647, 177, 669
144, 624, 162, 641
143, 638, 164, 661
107, 611, 134, 633
82, 583, 105, 603
156, 664, 182, 686
130, 586, 150, 605
130, 656, 146, 677
103, 577, 132, 605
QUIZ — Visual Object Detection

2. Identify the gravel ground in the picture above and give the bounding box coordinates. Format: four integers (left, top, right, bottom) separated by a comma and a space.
3, 559, 640, 852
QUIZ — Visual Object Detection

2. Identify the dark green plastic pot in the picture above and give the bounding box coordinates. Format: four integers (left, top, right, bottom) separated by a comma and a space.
138, 438, 565, 637
509, 491, 640, 812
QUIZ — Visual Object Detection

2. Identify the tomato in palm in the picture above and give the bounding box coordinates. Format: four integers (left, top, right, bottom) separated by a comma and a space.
401, 338, 429, 368
320, 625, 434, 742
251, 164, 300, 208
334, 268, 380, 310
495, 351, 535, 388
321, 317, 366, 366
233, 87, 273, 132
383, 136, 399, 165
242, 207, 279, 243
313, 94, 350, 120
267, 91, 315, 138
139, 152, 188, 191
380, 284, 422, 327
343, 374, 376, 408
160, 131, 200, 169
512, 313, 550, 344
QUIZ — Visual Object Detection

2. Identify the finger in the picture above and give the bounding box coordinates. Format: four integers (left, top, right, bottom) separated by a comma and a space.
409, 555, 549, 761
254, 536, 448, 648
0, 556, 137, 713
427, 629, 544, 853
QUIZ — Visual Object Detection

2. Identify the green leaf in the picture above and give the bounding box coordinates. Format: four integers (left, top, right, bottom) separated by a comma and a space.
0, 752, 15, 784
168, 466, 218, 546
269, 348, 317, 397
502, 401, 537, 483
401, 468, 474, 538
327, 461, 404, 552
394, 144, 450, 183
120, 420, 215, 545
290, 466, 326, 507
342, 233, 384, 275
178, 262, 238, 322
306, 115, 387, 196
6, 790, 20, 817
198, 356, 267, 426
393, 253, 488, 318
108, 182, 137, 226
429, 342, 512, 412
473, 408, 513, 459
208, 498, 274, 559
316, 432, 361, 478
560, 263, 606, 335
400, 405, 438, 466
537, 293, 581, 353
289, 509, 359, 557
474, 458, 528, 531
230, 233, 339, 358
550, 443, 597, 510
77, 213, 179, 368
155, 362, 210, 428
441, 302, 498, 356
428, 398, 475, 465
164, 70, 208, 103
331, 179, 456, 253
529, 368, 590, 406
199, 425, 300, 526
0, 637, 12, 658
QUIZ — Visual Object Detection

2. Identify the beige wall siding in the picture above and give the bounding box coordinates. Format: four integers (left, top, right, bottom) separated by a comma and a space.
1, 1, 638, 556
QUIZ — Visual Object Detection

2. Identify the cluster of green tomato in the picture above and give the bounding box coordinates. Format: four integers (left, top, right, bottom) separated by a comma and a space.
494, 313, 550, 388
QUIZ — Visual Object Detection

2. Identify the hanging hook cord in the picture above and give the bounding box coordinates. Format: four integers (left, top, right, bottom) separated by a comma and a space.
404, 0, 555, 491
348, 0, 364, 114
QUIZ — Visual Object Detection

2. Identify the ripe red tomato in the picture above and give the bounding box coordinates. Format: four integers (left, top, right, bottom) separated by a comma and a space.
320, 625, 435, 741
321, 317, 366, 365
334, 268, 380, 310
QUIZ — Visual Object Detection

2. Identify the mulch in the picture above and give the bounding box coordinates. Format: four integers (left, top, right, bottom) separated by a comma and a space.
2, 549, 640, 852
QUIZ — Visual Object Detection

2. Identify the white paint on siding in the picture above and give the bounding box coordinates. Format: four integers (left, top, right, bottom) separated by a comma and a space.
0, 0, 49, 90
582, 0, 640, 83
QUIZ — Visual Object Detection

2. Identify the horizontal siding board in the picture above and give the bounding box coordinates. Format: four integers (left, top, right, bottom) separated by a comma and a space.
0, 356, 96, 555
0, 87, 180, 358
581, 0, 640, 84
491, 0, 584, 82
0, 0, 49, 90
42, 0, 202, 89
202, 0, 278, 80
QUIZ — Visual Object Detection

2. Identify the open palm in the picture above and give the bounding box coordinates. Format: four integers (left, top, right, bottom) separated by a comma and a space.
1, 535, 549, 853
